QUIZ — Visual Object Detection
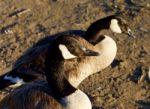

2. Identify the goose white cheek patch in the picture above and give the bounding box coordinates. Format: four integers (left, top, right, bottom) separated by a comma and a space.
110, 19, 122, 33
59, 44, 76, 59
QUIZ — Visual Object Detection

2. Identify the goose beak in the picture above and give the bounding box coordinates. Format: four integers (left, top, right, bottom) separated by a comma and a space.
84, 49, 99, 56
123, 28, 136, 38
81, 46, 99, 56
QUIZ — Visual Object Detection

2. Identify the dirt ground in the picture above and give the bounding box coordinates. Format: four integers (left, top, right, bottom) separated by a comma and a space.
0, 0, 150, 109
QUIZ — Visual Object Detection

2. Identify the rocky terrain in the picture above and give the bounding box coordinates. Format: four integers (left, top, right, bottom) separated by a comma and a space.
0, 0, 150, 109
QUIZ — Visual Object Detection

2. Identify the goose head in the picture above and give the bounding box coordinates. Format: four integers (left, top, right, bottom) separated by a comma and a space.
84, 15, 134, 45
109, 16, 133, 36
57, 35, 99, 60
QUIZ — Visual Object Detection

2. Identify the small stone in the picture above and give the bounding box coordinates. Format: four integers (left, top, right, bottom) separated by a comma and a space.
96, 87, 102, 91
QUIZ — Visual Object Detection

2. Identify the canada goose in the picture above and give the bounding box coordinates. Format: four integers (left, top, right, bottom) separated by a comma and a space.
0, 35, 99, 109
0, 14, 132, 89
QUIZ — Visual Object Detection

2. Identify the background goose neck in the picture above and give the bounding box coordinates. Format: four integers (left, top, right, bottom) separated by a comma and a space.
84, 15, 116, 45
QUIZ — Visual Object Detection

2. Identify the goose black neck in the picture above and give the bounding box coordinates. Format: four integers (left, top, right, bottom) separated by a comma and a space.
84, 15, 116, 45
45, 44, 76, 99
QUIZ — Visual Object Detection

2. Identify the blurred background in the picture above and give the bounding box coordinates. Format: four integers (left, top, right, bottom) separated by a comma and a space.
0, 0, 150, 108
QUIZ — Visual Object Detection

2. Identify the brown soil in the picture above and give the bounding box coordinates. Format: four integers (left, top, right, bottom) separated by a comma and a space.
0, 0, 150, 109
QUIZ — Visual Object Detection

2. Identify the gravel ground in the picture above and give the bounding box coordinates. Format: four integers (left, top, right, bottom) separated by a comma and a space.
0, 0, 150, 109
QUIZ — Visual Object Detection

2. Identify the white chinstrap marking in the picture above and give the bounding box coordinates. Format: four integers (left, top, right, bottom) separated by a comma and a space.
110, 19, 122, 33
60, 89, 92, 109
4, 75, 25, 84
59, 44, 76, 59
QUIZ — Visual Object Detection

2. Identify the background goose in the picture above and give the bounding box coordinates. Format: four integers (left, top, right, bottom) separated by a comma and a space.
0, 14, 132, 89
0, 35, 99, 109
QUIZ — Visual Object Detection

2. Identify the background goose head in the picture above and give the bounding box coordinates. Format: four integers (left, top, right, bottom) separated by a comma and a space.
84, 14, 134, 45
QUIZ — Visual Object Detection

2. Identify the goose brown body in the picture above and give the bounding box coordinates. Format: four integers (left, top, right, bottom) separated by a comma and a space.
0, 81, 64, 109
